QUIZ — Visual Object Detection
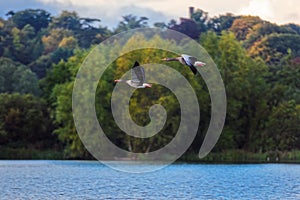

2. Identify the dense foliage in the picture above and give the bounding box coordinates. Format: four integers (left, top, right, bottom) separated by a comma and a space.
0, 8, 299, 161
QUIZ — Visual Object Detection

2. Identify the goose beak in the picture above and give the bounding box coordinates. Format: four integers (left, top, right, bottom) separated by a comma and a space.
114, 80, 120, 83
146, 84, 152, 88
161, 58, 167, 61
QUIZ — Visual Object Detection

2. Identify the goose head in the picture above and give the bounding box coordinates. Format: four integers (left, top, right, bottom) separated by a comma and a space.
114, 79, 122, 83
194, 61, 206, 67
144, 83, 152, 88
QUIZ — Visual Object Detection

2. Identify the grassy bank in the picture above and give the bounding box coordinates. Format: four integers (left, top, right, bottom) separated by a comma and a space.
0, 147, 64, 160
180, 150, 300, 164
1, 147, 300, 164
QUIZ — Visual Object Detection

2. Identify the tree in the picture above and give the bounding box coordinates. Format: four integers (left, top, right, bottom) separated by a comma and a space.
262, 101, 300, 151
229, 16, 264, 41
41, 28, 73, 54
244, 22, 297, 49
0, 57, 16, 93
283, 23, 300, 35
0, 18, 8, 57
11, 24, 43, 64
168, 18, 201, 39
0, 93, 55, 149
199, 31, 219, 60
154, 22, 167, 29
28, 54, 53, 79
41, 49, 87, 104
0, 57, 40, 95
50, 11, 81, 30
76, 18, 110, 48
201, 31, 270, 152
7, 9, 51, 32
49, 11, 109, 48
208, 13, 237, 34
12, 66, 41, 96
190, 8, 209, 33
42, 49, 90, 158
114, 15, 148, 33
248, 34, 300, 64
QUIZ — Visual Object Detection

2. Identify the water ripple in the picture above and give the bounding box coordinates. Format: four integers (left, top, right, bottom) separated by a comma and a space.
0, 161, 300, 199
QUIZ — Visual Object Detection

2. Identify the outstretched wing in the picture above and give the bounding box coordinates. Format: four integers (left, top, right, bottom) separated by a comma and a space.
181, 54, 198, 74
131, 61, 145, 86
181, 54, 197, 66
189, 65, 197, 75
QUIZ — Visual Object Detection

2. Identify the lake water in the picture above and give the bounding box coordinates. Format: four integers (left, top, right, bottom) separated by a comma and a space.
1, 160, 300, 199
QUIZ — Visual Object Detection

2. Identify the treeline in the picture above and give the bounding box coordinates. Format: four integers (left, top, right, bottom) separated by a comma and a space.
0, 8, 299, 161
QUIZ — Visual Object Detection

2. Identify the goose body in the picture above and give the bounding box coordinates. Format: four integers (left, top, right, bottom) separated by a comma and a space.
162, 54, 206, 75
114, 61, 152, 88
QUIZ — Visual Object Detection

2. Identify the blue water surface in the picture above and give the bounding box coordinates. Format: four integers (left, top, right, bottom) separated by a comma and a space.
0, 160, 300, 199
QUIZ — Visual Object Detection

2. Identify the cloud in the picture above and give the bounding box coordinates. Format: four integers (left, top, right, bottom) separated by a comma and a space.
239, 0, 274, 19
238, 0, 300, 24
189, 0, 248, 17
34, 0, 172, 28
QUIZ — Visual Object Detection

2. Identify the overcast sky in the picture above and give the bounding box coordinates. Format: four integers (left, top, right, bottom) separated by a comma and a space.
0, 0, 299, 29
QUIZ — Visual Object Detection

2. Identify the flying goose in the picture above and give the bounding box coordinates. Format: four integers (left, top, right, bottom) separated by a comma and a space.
114, 61, 152, 88
162, 54, 206, 75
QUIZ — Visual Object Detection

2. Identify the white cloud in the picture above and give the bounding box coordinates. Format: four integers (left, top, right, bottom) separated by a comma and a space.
238, 0, 300, 24
36, 0, 171, 28
271, 0, 300, 24
239, 0, 274, 19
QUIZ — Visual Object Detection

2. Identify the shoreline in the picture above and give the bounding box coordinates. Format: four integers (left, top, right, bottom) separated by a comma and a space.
1, 147, 300, 164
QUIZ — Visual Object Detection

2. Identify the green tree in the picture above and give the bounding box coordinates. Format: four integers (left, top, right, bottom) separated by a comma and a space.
262, 101, 300, 151
0, 57, 40, 95
244, 22, 297, 49
202, 31, 270, 152
0, 93, 55, 149
76, 18, 110, 48
43, 49, 90, 158
49, 11, 109, 48
208, 13, 237, 34
50, 11, 81, 30
7, 9, 51, 32
11, 24, 43, 64
248, 34, 300, 64
12, 66, 41, 95
114, 15, 148, 33
41, 28, 73, 54
190, 8, 209, 33
229, 16, 264, 41
169, 18, 201, 39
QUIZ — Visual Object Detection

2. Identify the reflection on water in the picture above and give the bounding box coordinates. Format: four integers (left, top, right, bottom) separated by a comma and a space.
1, 160, 300, 199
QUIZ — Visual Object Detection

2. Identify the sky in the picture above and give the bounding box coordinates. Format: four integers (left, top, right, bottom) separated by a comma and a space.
0, 0, 299, 29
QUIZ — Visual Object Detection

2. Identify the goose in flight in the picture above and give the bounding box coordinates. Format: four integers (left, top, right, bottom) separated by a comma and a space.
162, 54, 206, 75
114, 61, 152, 88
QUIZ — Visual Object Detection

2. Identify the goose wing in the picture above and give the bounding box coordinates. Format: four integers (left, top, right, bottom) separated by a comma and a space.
189, 65, 198, 75
131, 61, 145, 86
181, 54, 197, 66
181, 54, 198, 74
